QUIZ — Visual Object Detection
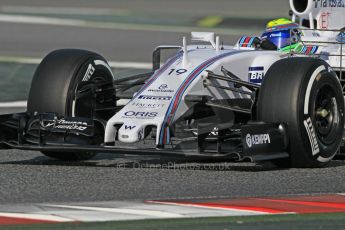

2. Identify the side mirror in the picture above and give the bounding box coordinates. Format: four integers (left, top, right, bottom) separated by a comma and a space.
152, 46, 181, 71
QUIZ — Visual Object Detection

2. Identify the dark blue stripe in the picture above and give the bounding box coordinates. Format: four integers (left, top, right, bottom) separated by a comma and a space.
249, 66, 264, 71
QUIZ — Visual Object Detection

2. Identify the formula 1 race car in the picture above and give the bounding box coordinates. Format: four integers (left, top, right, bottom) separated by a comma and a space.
0, 0, 344, 167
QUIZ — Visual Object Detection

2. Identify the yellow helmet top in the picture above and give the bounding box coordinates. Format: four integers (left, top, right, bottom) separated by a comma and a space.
266, 18, 298, 31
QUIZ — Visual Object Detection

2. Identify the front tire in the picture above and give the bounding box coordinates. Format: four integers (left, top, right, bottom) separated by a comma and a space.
27, 49, 115, 161
257, 57, 344, 167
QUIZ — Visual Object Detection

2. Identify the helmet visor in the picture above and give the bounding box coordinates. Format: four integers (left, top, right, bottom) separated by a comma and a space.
262, 29, 292, 49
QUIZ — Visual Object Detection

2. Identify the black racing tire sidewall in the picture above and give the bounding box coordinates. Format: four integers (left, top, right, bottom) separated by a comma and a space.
297, 66, 344, 166
27, 49, 115, 161
257, 57, 344, 167
27, 49, 114, 117
67, 56, 115, 118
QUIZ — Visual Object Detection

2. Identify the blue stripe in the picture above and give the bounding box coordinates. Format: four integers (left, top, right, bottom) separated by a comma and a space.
311, 46, 318, 54
158, 51, 244, 145
302, 46, 307, 53
239, 36, 246, 45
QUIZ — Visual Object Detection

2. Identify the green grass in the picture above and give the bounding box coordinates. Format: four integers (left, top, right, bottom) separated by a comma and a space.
2, 213, 345, 230
0, 63, 35, 102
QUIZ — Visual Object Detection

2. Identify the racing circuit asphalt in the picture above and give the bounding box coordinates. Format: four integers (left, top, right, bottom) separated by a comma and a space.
1, 0, 345, 206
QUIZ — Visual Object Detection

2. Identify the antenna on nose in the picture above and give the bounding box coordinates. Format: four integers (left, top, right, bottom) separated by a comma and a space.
182, 36, 191, 67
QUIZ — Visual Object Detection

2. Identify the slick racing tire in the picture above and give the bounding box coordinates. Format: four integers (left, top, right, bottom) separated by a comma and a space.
27, 49, 115, 161
257, 57, 344, 168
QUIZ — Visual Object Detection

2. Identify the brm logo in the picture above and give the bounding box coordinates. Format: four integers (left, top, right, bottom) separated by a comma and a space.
82, 64, 95, 82
304, 117, 320, 155
248, 66, 264, 84
124, 125, 136, 130
138, 95, 172, 100
245, 133, 271, 148
124, 111, 158, 118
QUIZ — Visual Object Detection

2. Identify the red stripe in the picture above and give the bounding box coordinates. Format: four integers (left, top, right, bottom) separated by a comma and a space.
252, 198, 345, 213
305, 46, 313, 55
0, 216, 56, 225
150, 195, 345, 215
242, 37, 251, 47
186, 202, 284, 213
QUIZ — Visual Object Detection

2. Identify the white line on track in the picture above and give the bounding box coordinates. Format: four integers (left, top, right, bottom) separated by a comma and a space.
0, 56, 152, 69
0, 212, 74, 222
146, 200, 271, 214
0, 14, 259, 36
44, 204, 184, 218
1, 6, 130, 16
108, 61, 151, 69
0, 101, 27, 108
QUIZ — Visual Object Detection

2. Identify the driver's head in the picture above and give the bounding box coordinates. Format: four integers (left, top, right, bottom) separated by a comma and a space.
261, 18, 299, 50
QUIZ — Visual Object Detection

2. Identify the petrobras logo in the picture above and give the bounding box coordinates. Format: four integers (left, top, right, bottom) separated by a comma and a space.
245, 133, 271, 148
304, 117, 320, 155
122, 111, 158, 119
314, 0, 345, 8
138, 95, 172, 100
148, 84, 174, 93
248, 66, 264, 84
131, 102, 165, 109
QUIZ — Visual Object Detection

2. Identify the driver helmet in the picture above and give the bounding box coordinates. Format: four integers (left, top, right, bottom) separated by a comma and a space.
261, 18, 300, 50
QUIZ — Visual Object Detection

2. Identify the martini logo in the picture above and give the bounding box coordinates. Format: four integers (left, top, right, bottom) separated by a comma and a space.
42, 119, 88, 131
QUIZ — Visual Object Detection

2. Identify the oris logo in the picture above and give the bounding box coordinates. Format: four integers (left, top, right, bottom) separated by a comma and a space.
246, 133, 271, 148
124, 111, 158, 118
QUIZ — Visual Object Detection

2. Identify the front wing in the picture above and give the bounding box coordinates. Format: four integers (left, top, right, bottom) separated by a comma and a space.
0, 112, 289, 162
